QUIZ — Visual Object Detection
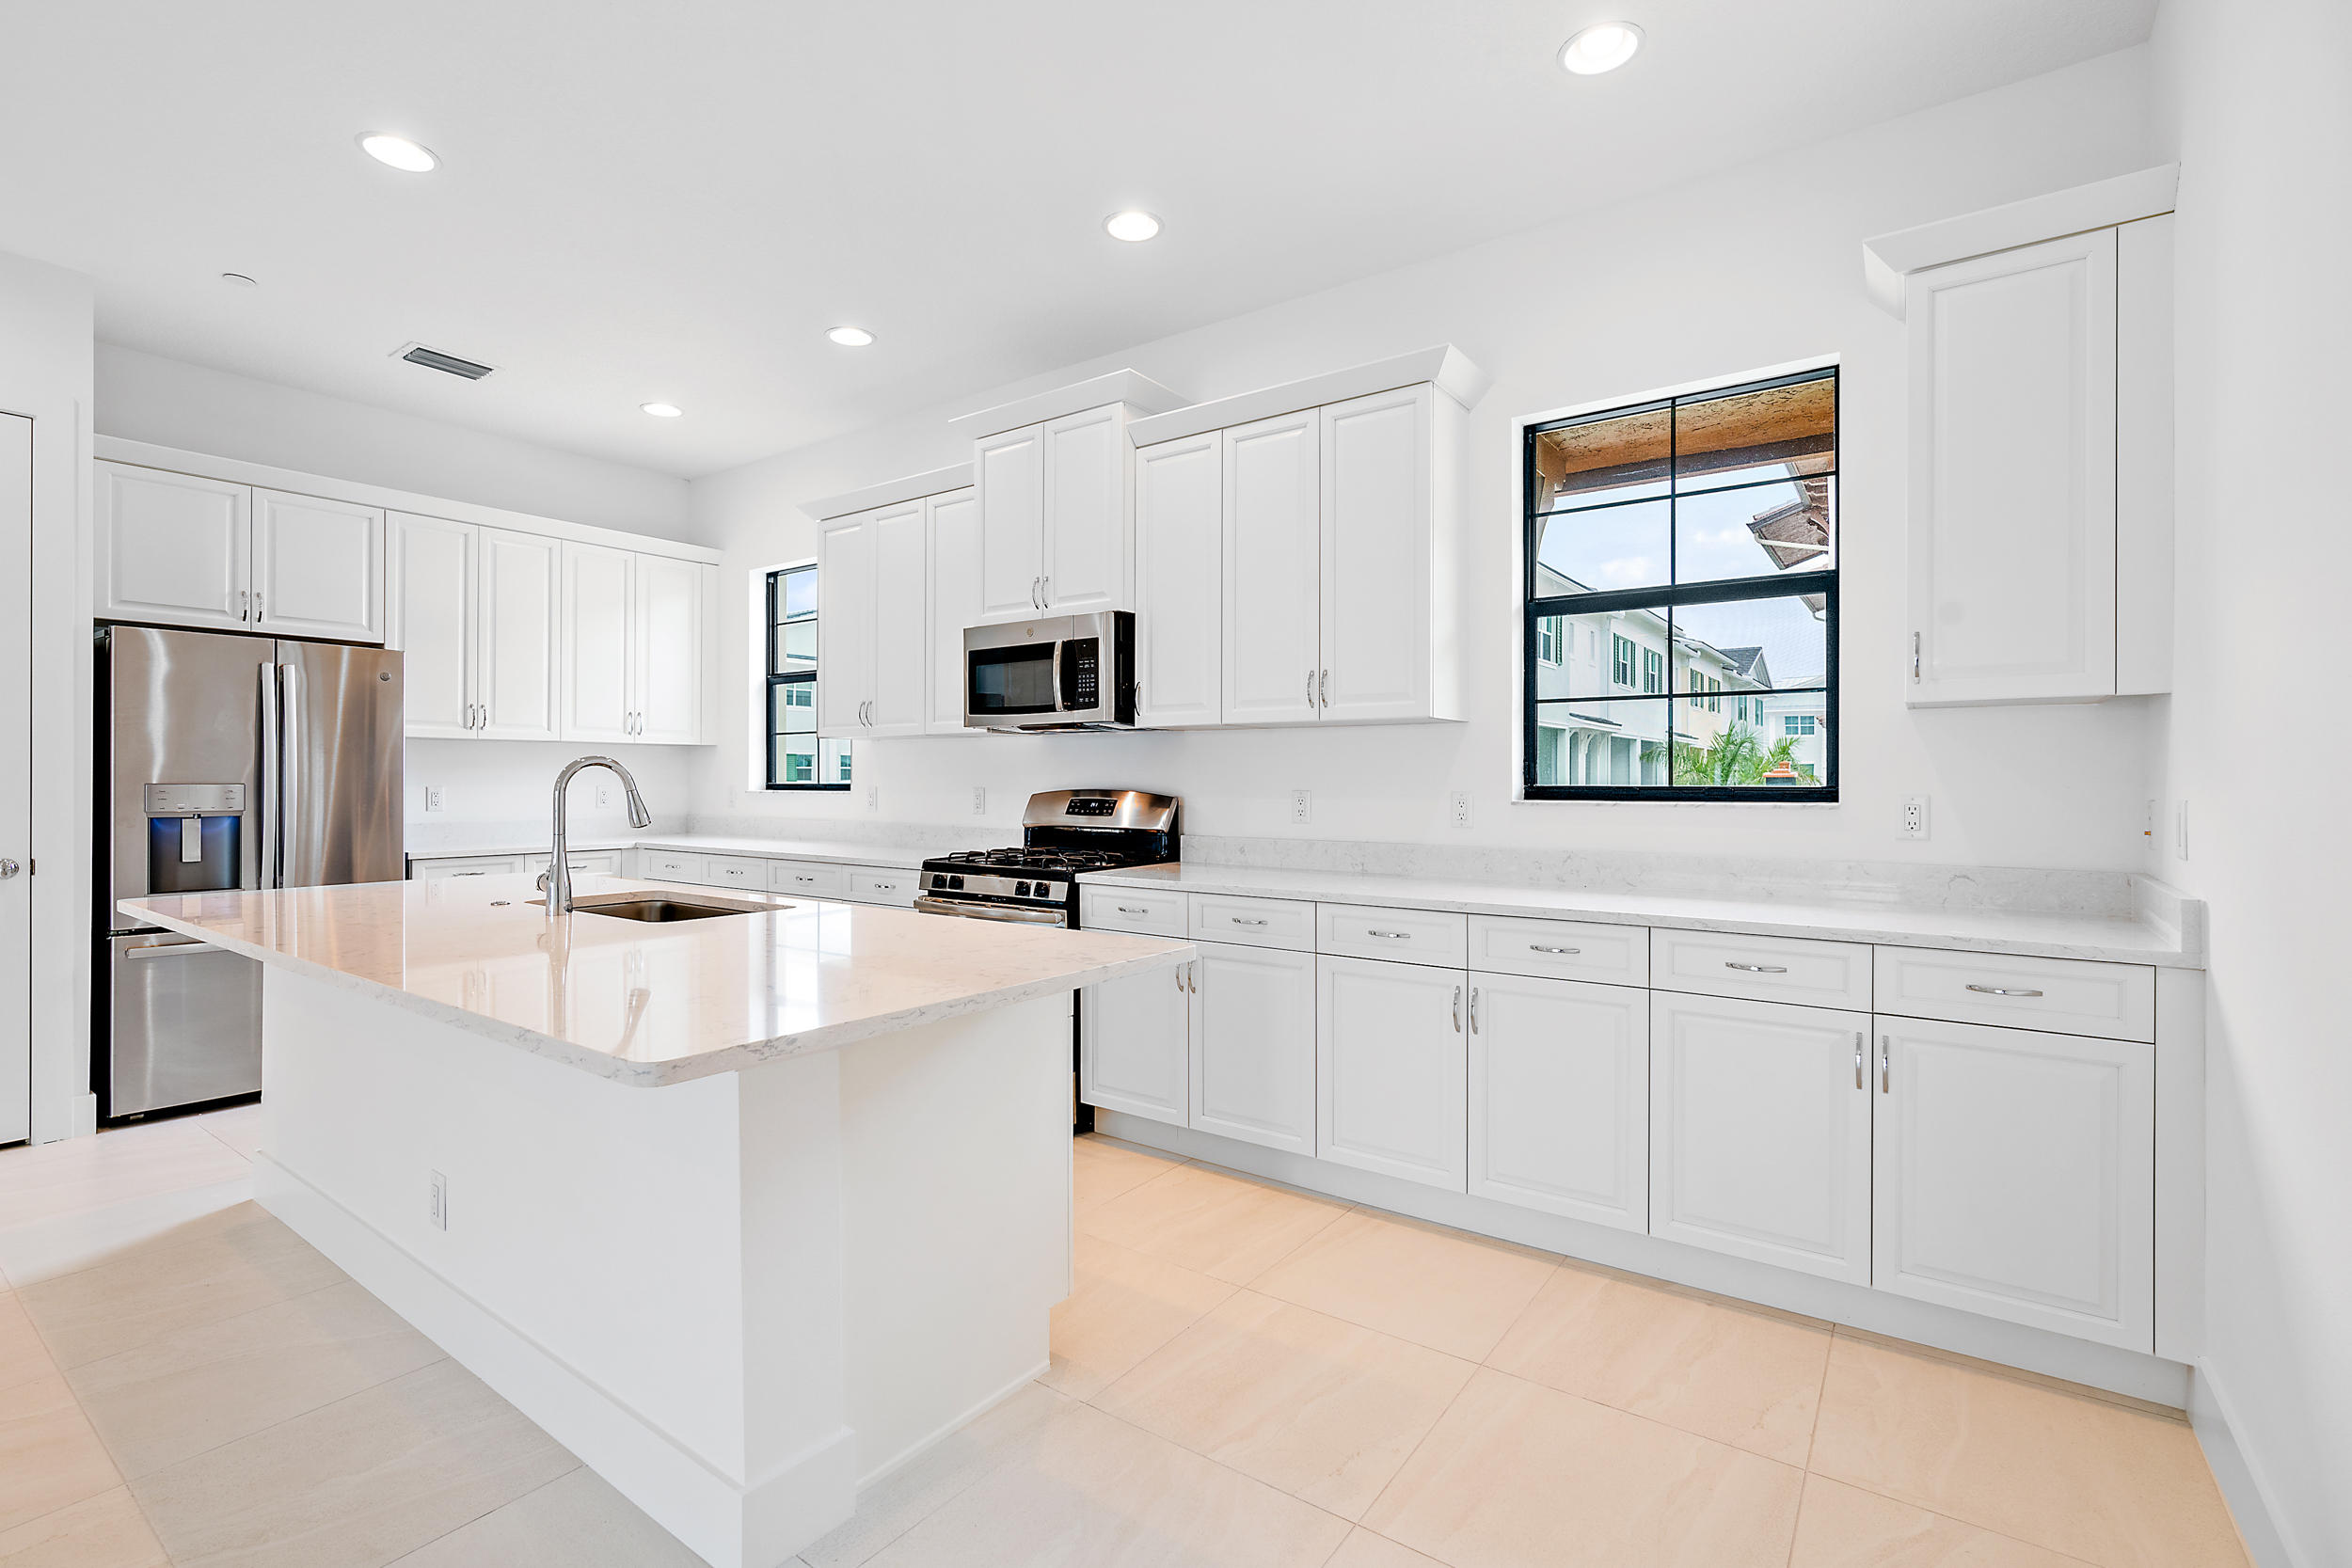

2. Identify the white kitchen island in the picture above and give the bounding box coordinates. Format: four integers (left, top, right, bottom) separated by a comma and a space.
120, 875, 1193, 1568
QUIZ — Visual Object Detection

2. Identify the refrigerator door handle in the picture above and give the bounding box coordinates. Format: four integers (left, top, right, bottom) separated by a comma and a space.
278, 661, 300, 889
257, 661, 280, 890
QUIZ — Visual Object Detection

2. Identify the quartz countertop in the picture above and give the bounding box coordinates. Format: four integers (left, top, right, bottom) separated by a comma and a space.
122, 876, 1191, 1086
1076, 863, 2201, 968
405, 833, 935, 868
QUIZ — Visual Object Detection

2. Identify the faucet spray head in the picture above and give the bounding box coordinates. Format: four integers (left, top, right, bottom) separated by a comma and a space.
623, 777, 652, 830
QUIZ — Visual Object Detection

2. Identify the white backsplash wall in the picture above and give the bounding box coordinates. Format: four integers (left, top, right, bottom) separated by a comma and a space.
686, 46, 2164, 877
403, 739, 700, 850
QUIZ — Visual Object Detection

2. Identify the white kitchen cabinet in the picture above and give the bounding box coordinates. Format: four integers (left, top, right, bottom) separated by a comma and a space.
631, 553, 707, 745
1191, 941, 1317, 1155
975, 424, 1045, 621
1081, 959, 1192, 1129
926, 486, 980, 734
1317, 955, 1467, 1191
561, 542, 636, 743
1221, 410, 1322, 724
818, 511, 875, 735
558, 541, 709, 745
1134, 433, 1222, 727
410, 855, 525, 879
251, 489, 384, 642
1469, 974, 1647, 1232
1649, 991, 1872, 1284
818, 500, 926, 738
98, 463, 250, 630
1872, 1016, 2153, 1349
869, 503, 929, 733
389, 518, 561, 741
1320, 386, 1449, 722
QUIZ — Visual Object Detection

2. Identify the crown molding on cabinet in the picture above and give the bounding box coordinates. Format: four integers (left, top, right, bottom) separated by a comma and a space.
1861, 164, 2179, 320
92, 436, 722, 564
803, 461, 975, 523
1125, 344, 1492, 448
945, 369, 1192, 439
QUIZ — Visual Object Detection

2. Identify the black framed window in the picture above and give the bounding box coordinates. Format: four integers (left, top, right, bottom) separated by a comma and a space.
765, 564, 851, 790
1522, 367, 1837, 800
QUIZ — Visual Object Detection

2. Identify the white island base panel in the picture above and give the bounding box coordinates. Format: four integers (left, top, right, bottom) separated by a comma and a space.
254, 967, 1072, 1568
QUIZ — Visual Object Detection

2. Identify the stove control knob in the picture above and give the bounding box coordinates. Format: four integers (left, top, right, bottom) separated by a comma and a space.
947, 875, 964, 891
1014, 880, 1031, 897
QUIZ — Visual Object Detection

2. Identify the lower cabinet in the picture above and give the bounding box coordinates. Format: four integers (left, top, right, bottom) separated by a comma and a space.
1080, 959, 1191, 1127
1318, 956, 1467, 1191
1190, 941, 1316, 1154
1872, 1016, 2154, 1349
1649, 991, 1873, 1284
1468, 973, 1647, 1232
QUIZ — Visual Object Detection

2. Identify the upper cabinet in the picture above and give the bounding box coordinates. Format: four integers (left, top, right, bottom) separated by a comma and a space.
1867, 167, 2176, 707
1133, 433, 1223, 728
389, 516, 562, 742
100, 463, 382, 642
925, 487, 980, 735
804, 466, 978, 742
559, 542, 713, 745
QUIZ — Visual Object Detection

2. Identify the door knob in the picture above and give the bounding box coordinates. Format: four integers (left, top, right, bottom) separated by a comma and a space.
0, 858, 20, 879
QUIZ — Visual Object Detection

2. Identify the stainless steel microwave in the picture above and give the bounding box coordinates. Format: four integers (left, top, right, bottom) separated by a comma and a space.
963, 611, 1136, 731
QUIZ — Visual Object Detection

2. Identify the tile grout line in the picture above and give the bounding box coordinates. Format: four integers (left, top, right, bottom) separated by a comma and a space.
1076, 1392, 1365, 1540
1792, 1467, 2113, 1568
812, 1381, 1082, 1568
373, 1459, 587, 1567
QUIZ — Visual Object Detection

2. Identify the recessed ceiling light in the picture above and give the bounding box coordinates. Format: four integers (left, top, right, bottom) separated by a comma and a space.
219, 273, 259, 288
358, 133, 438, 173
826, 325, 876, 348
1104, 210, 1162, 243
1558, 21, 1644, 74
641, 403, 684, 419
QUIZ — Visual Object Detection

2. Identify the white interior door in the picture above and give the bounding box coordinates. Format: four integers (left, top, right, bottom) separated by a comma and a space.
1135, 433, 1221, 727
1040, 404, 1126, 613
96, 461, 248, 630
975, 424, 1044, 622
1873, 1016, 2153, 1349
632, 554, 707, 744
1080, 962, 1190, 1127
1649, 991, 1872, 1283
0, 416, 28, 1143
1318, 956, 1467, 1190
1908, 229, 2118, 705
1470, 974, 1647, 1231
926, 488, 979, 734
478, 529, 562, 740
1222, 411, 1321, 724
868, 501, 929, 735
1190, 940, 1316, 1155
1320, 386, 1432, 721
818, 515, 875, 735
389, 515, 475, 738
251, 488, 384, 642
559, 541, 634, 742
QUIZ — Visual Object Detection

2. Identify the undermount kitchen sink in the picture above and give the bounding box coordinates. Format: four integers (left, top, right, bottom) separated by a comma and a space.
532, 892, 783, 923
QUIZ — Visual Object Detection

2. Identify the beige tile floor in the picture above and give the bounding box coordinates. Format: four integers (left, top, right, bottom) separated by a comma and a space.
0, 1119, 2250, 1568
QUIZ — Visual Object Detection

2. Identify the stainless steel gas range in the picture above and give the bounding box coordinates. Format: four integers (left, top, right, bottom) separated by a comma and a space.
914, 790, 1180, 929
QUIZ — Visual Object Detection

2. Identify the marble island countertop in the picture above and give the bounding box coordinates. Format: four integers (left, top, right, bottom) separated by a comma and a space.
122, 876, 1192, 1086
1076, 863, 2203, 967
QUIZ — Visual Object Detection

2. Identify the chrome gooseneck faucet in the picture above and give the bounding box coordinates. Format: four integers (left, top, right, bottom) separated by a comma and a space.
545, 756, 652, 917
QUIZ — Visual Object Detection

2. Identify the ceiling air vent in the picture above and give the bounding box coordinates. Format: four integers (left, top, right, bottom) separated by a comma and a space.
393, 341, 497, 380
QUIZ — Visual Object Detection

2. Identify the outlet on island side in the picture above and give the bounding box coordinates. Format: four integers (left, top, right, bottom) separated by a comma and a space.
1290, 789, 1311, 825
1900, 795, 1930, 840
1449, 791, 1472, 830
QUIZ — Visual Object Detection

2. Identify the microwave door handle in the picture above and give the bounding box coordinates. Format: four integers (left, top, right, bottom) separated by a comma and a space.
1051, 640, 1065, 712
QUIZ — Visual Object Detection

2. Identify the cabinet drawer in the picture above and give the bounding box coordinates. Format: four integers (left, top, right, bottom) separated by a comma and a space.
769, 860, 849, 898
848, 867, 919, 907
1873, 947, 2154, 1042
700, 854, 771, 891
411, 855, 523, 879
1470, 915, 1648, 987
1651, 928, 1871, 1010
520, 850, 624, 878
1191, 894, 1315, 951
1081, 885, 1187, 938
1318, 904, 1468, 968
640, 849, 705, 883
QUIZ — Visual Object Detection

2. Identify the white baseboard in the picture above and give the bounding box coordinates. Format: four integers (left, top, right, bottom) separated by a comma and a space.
255, 1154, 855, 1568
2190, 1361, 2306, 1568
856, 1358, 1048, 1492
1099, 1111, 2191, 1408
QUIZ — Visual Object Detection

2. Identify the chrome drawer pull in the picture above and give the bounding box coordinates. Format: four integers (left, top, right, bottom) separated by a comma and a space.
1724, 961, 1788, 974
1228, 916, 1267, 927
1965, 984, 2044, 997
1366, 929, 1412, 940
1116, 905, 1151, 915
1530, 943, 1581, 956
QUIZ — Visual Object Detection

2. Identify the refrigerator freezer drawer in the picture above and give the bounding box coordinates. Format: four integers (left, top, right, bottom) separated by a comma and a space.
108, 935, 262, 1117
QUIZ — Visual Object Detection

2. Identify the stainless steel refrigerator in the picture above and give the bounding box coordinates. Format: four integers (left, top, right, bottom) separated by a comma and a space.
99, 626, 403, 1118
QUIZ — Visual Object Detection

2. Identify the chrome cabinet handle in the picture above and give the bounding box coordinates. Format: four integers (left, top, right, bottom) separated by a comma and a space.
253, 591, 263, 622
236, 588, 249, 621
1041, 575, 1050, 606
1469, 987, 1479, 1034
1307, 669, 1316, 706
1854, 1031, 1865, 1091
1188, 963, 1197, 993
1320, 669, 1328, 707
1228, 915, 1267, 927
1724, 961, 1788, 974
1117, 905, 1150, 915
1880, 1036, 1891, 1094
1912, 631, 1922, 682
1452, 985, 1462, 1033
1530, 943, 1581, 956
1365, 929, 1411, 941
1965, 984, 2044, 997
1175, 963, 1184, 992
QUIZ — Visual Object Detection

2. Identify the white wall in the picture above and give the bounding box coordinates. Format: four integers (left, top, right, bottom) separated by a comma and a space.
2150, 0, 2351, 1560
0, 250, 97, 1141
405, 739, 699, 847
687, 48, 2163, 872
95, 344, 697, 545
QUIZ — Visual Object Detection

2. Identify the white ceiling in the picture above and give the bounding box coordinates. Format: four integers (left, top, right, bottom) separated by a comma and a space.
1, 0, 2153, 479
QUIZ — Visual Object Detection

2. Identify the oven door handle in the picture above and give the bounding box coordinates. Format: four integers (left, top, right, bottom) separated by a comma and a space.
914, 895, 1067, 926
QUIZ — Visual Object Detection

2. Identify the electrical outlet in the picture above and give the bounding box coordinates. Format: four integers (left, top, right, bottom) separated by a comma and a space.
1290, 789, 1311, 825
428, 1171, 449, 1231
2175, 800, 2190, 860
866, 785, 879, 812
2145, 799, 2158, 843
1899, 795, 1930, 840
595, 782, 611, 809
1449, 791, 1472, 829
422, 786, 443, 814
972, 785, 987, 816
